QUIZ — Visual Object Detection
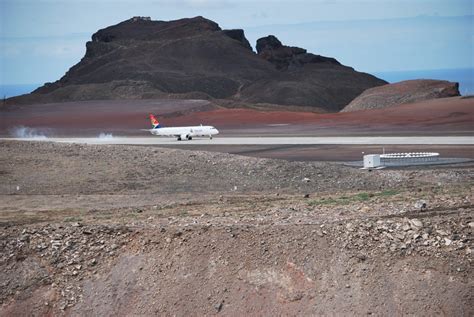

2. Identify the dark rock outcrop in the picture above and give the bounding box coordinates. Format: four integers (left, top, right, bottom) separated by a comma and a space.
91, 16, 220, 43
342, 79, 460, 112
222, 29, 252, 51
10, 16, 387, 112
256, 35, 340, 70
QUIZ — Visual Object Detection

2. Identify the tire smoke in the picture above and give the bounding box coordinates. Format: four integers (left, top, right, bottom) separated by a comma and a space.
10, 126, 48, 140
98, 133, 114, 139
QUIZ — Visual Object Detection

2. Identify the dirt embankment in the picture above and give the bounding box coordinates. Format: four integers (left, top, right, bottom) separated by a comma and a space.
0, 141, 473, 315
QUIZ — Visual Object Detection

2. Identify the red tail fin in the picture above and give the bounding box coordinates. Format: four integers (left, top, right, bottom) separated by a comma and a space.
149, 114, 160, 128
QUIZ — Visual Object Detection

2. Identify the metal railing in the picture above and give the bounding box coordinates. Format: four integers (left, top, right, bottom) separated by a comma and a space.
380, 152, 440, 165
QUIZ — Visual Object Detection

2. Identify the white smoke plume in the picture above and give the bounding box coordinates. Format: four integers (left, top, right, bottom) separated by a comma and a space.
10, 126, 48, 140
98, 132, 114, 139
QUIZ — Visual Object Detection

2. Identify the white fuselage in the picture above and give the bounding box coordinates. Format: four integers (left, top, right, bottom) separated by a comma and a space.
150, 125, 219, 140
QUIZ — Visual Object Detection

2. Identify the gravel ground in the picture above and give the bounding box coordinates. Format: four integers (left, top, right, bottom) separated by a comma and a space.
0, 140, 472, 315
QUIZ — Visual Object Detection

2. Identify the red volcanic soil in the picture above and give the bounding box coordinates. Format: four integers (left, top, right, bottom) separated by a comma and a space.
169, 108, 322, 125
171, 96, 474, 135
1, 96, 473, 137
0, 99, 214, 136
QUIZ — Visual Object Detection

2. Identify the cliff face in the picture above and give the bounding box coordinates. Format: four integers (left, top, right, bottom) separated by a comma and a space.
342, 79, 460, 112
14, 16, 387, 112
256, 35, 340, 71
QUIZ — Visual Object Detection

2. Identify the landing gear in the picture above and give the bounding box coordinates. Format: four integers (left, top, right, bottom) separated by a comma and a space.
177, 135, 192, 141
209, 135, 213, 140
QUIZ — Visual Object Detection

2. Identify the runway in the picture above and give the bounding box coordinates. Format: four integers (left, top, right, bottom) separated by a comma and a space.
2, 136, 474, 145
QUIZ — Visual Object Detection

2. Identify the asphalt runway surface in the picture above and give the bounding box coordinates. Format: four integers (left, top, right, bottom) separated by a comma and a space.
3, 136, 473, 145
3, 136, 473, 162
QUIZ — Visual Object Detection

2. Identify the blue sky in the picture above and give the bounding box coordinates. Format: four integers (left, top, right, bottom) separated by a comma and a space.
0, 0, 473, 85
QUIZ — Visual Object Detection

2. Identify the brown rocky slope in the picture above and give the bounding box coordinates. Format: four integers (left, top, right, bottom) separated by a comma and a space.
7, 16, 386, 112
0, 141, 473, 315
342, 79, 460, 112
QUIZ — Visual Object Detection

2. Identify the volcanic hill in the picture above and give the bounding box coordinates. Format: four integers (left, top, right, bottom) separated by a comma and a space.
342, 79, 461, 112
9, 16, 386, 112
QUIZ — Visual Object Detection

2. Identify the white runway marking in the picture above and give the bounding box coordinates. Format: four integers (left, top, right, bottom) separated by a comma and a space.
2, 136, 473, 145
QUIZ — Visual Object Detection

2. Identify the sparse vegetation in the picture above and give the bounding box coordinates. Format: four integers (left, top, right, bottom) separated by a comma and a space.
308, 190, 399, 206
177, 210, 189, 217
64, 216, 83, 222
379, 189, 399, 196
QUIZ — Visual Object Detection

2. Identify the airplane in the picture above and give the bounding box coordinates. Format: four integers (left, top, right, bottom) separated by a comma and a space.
145, 114, 219, 141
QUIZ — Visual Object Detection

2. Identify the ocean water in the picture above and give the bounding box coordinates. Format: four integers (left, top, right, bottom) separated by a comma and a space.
0, 84, 41, 99
374, 68, 474, 96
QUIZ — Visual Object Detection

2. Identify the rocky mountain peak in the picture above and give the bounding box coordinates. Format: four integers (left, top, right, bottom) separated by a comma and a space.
222, 29, 252, 51
256, 35, 340, 70
91, 16, 221, 43
13, 16, 386, 112
256, 35, 283, 53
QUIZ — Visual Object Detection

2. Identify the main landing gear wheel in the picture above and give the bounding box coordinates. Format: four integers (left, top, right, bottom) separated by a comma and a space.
177, 137, 182, 141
